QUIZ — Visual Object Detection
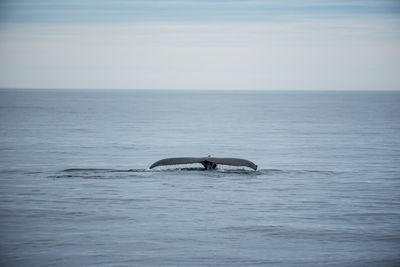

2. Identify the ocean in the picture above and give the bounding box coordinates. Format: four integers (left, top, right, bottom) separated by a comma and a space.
0, 89, 399, 266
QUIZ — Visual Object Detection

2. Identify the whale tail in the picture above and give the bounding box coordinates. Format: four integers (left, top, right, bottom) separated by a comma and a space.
149, 157, 257, 170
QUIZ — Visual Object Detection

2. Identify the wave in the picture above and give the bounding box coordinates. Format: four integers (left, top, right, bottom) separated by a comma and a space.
49, 168, 149, 179
47, 167, 341, 179
62, 168, 148, 173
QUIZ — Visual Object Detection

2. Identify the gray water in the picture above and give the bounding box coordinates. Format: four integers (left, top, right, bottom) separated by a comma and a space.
0, 89, 399, 266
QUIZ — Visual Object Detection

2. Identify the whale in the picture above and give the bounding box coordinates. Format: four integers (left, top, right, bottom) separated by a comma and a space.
149, 156, 257, 170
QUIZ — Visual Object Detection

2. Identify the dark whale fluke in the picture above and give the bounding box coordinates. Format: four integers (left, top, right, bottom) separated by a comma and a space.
149, 156, 257, 170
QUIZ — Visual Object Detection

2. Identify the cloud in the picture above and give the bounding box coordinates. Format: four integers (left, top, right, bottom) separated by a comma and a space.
0, 0, 399, 90
0, 18, 399, 90
1, 0, 399, 23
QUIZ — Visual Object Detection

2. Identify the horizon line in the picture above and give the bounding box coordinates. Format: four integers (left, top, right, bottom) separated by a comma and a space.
1, 88, 399, 92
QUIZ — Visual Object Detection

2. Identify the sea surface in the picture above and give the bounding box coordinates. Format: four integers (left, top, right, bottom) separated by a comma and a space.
0, 89, 399, 266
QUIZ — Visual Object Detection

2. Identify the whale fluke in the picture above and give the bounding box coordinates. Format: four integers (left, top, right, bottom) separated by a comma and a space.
149, 157, 257, 170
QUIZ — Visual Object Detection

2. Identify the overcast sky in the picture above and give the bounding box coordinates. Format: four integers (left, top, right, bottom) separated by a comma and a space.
0, 0, 399, 90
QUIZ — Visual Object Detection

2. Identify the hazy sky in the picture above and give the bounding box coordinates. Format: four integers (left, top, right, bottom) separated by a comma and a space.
0, 0, 399, 90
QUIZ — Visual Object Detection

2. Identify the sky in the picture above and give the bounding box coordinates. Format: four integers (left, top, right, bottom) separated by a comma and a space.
0, 0, 399, 90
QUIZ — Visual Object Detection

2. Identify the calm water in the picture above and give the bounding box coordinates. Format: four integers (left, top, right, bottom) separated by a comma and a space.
0, 89, 399, 266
